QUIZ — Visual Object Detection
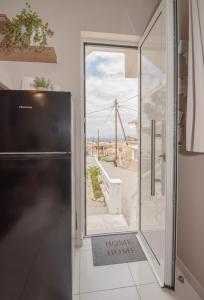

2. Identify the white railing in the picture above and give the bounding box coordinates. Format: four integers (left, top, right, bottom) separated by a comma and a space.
97, 160, 122, 214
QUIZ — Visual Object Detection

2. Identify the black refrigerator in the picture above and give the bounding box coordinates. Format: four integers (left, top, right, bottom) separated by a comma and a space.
0, 90, 72, 300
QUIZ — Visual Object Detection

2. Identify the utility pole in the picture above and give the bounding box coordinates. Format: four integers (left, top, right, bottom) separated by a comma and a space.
97, 129, 100, 160
114, 99, 118, 167
92, 137, 94, 157
117, 108, 128, 145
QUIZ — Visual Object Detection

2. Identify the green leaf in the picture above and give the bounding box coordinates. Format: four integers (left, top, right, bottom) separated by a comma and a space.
0, 2, 54, 52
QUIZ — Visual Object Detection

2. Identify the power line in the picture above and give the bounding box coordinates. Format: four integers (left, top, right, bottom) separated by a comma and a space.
117, 95, 138, 104
98, 106, 114, 129
119, 105, 138, 112
86, 101, 111, 110
86, 106, 113, 115
120, 104, 137, 109
86, 94, 137, 112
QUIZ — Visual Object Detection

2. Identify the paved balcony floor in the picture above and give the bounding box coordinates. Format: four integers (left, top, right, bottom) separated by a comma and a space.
87, 214, 130, 235
86, 156, 138, 235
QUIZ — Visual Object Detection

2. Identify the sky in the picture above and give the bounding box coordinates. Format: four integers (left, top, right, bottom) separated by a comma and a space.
86, 50, 138, 140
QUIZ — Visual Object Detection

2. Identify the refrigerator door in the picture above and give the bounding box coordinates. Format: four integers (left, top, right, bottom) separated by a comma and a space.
0, 90, 71, 153
0, 158, 71, 300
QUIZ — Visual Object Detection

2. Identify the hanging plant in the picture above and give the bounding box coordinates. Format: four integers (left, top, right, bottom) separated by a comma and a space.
0, 2, 54, 53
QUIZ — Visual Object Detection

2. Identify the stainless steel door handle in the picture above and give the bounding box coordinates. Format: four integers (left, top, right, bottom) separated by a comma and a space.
161, 120, 166, 196
151, 120, 166, 197
151, 120, 156, 196
158, 153, 166, 161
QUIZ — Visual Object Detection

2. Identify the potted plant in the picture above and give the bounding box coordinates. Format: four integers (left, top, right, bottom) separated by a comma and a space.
0, 2, 54, 53
31, 76, 53, 91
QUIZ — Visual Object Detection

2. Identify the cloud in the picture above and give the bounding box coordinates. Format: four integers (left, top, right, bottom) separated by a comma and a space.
96, 53, 124, 76
86, 51, 124, 77
85, 51, 138, 139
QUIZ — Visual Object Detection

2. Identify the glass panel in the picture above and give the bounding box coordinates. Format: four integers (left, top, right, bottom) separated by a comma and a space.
140, 13, 166, 265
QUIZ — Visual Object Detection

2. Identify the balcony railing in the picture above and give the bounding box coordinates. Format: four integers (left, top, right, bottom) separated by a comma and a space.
97, 160, 122, 214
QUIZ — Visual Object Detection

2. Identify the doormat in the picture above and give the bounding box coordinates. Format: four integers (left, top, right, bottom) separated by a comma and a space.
91, 233, 146, 266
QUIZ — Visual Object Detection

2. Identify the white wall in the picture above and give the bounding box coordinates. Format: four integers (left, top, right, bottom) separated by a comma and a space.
178, 154, 204, 291
0, 62, 13, 88
0, 0, 159, 245
0, 0, 159, 90
177, 0, 204, 297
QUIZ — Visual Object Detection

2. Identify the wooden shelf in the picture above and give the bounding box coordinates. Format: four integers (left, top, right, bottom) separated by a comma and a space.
0, 13, 57, 63
0, 46, 57, 63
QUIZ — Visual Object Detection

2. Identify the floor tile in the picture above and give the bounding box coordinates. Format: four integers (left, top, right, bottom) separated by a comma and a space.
82, 238, 92, 251
80, 286, 140, 300
174, 270, 202, 300
138, 283, 176, 300
73, 248, 80, 294
73, 295, 79, 300
137, 280, 202, 300
128, 261, 157, 285
80, 250, 135, 293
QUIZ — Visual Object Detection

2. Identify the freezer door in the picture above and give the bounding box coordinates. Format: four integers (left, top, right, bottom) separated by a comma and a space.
0, 158, 71, 300
0, 90, 71, 153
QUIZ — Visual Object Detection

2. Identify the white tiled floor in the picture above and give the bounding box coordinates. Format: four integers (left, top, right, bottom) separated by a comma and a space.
80, 249, 134, 293
73, 238, 202, 300
137, 280, 202, 300
72, 248, 80, 295
80, 287, 140, 300
128, 261, 157, 285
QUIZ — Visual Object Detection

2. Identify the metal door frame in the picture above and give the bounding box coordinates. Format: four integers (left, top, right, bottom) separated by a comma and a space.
83, 42, 138, 237
137, 0, 178, 288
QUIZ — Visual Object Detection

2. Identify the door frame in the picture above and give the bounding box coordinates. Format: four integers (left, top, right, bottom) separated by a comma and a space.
137, 0, 178, 288
81, 36, 139, 238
